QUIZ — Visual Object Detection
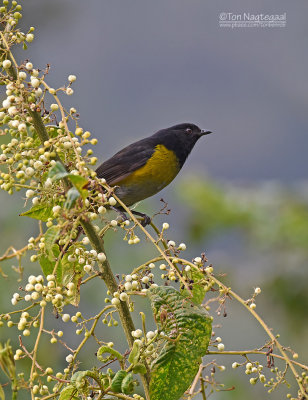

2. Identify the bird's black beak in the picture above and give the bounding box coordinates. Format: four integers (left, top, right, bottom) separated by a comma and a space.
200, 129, 212, 136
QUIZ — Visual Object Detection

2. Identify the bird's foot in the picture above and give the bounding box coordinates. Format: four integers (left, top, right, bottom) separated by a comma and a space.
110, 206, 129, 224
131, 210, 151, 226
111, 206, 151, 226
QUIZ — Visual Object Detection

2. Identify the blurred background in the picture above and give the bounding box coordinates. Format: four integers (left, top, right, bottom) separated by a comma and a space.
1, 1, 307, 399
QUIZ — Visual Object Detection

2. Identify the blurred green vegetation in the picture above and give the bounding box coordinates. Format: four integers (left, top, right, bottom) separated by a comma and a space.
176, 176, 308, 330
176, 176, 308, 250
174, 175, 308, 399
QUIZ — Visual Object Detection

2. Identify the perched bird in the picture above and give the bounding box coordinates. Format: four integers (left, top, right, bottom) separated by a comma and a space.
95, 123, 212, 225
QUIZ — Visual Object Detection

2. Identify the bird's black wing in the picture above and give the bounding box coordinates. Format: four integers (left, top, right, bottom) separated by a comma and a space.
95, 137, 156, 185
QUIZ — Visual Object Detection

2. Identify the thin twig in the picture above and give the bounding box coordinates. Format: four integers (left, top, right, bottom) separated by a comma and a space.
207, 350, 308, 371
188, 363, 204, 397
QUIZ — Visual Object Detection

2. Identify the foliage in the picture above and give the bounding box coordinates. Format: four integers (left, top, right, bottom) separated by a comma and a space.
177, 177, 308, 251
177, 177, 308, 328
148, 286, 212, 400
0, 2, 307, 400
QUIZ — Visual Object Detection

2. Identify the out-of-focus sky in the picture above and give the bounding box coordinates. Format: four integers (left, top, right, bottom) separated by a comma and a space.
18, 0, 307, 183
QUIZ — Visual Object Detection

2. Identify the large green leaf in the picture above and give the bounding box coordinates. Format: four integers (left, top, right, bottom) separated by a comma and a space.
20, 203, 54, 221
181, 266, 210, 305
148, 286, 212, 400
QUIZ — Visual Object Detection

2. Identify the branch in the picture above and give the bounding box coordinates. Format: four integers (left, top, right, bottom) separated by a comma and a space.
30, 307, 45, 399
207, 350, 308, 371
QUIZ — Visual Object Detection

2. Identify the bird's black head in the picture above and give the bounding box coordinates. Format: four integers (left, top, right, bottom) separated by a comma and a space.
152, 123, 212, 167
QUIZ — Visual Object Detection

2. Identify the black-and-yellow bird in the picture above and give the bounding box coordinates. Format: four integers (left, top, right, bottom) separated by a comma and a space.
95, 123, 212, 225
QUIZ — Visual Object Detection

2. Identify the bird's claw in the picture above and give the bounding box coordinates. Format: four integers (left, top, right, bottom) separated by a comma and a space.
141, 215, 151, 226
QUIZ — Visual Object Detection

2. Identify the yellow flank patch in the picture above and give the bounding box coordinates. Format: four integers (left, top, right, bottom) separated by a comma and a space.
120, 144, 180, 189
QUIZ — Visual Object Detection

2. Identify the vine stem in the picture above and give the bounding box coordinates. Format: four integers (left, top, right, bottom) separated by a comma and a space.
188, 363, 204, 397
0, 235, 42, 262
12, 388, 18, 400
30, 307, 45, 399
0, 28, 18, 81
71, 306, 113, 365
3, 303, 37, 317
207, 350, 308, 371
132, 256, 164, 275
108, 393, 137, 400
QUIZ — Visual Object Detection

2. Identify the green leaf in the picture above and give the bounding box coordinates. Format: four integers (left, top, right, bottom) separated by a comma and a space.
97, 346, 124, 363
39, 244, 62, 281
44, 226, 61, 252
148, 286, 212, 400
0, 384, 4, 400
132, 363, 147, 375
68, 174, 88, 199
39, 254, 54, 277
181, 267, 209, 305
71, 370, 90, 393
128, 340, 140, 366
48, 161, 88, 198
110, 370, 127, 393
48, 161, 89, 204
48, 162, 69, 181
20, 203, 54, 222
121, 372, 134, 394
59, 385, 79, 400
64, 187, 80, 209
0, 341, 16, 381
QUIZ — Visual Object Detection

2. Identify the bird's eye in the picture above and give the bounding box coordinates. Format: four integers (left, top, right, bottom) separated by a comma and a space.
185, 128, 192, 134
